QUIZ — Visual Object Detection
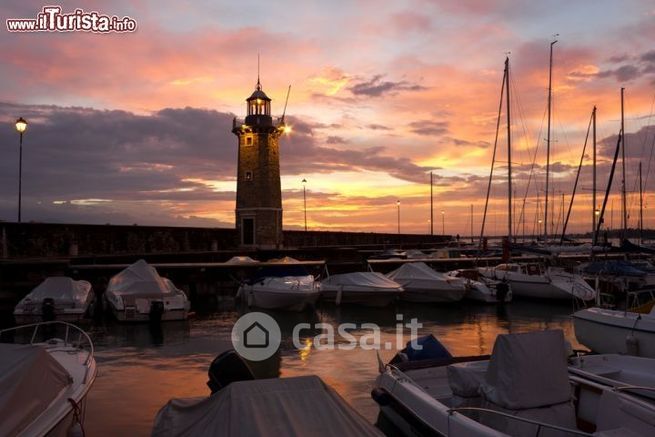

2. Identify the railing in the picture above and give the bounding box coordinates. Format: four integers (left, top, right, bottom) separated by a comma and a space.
0, 321, 94, 365
447, 407, 593, 437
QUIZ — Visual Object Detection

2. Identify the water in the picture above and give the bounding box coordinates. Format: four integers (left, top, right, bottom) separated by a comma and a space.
78, 300, 581, 436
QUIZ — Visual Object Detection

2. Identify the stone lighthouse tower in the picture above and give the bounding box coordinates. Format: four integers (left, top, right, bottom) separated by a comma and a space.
232, 77, 285, 248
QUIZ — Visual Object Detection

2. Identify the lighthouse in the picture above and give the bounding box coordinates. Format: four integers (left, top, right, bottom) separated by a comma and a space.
232, 77, 286, 248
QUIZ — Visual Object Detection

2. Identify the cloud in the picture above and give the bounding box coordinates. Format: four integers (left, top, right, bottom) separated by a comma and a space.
348, 74, 426, 97
326, 135, 346, 144
408, 120, 449, 136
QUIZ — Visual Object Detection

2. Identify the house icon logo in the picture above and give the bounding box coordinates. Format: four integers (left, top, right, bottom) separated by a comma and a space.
231, 312, 281, 361
243, 321, 269, 348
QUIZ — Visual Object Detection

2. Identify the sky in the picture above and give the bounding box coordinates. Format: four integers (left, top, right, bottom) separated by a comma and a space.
1, 0, 655, 236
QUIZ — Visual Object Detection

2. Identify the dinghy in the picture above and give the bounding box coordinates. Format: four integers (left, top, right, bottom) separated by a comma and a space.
104, 259, 190, 322
13, 277, 94, 324
573, 306, 655, 358
373, 330, 655, 436
479, 263, 596, 301
321, 272, 402, 307
386, 262, 466, 303
236, 262, 321, 311
0, 321, 97, 437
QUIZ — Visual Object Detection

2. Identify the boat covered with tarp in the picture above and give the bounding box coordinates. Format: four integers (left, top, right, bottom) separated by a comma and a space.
386, 262, 466, 303
13, 277, 94, 324
321, 272, 403, 307
153, 375, 383, 437
104, 259, 190, 322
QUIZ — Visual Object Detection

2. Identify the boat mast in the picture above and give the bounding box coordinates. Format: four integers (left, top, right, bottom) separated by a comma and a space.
639, 162, 643, 245
545, 37, 558, 241
621, 87, 627, 240
430, 171, 434, 235
592, 106, 597, 244
470, 204, 474, 244
506, 56, 513, 241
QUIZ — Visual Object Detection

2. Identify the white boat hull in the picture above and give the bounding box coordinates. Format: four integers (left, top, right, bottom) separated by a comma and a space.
480, 267, 595, 300
321, 287, 400, 307
110, 305, 189, 322
239, 286, 320, 311
400, 286, 466, 303
14, 309, 88, 325
573, 308, 655, 358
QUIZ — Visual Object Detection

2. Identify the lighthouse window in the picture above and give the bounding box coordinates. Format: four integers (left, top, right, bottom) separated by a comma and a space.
246, 137, 252, 145
245, 171, 253, 181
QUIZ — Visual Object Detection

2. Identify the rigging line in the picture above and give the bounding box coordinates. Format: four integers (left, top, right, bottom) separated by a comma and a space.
517, 100, 548, 234
478, 61, 507, 256
561, 110, 593, 244
510, 72, 545, 232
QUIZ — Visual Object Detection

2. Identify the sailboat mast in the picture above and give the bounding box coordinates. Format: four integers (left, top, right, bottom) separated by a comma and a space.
470, 204, 474, 244
506, 56, 513, 241
621, 87, 627, 239
640, 162, 643, 245
430, 171, 434, 235
592, 106, 597, 242
545, 38, 557, 241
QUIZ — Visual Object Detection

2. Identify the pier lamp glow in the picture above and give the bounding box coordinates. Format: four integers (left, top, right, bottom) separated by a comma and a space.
397, 200, 401, 234
441, 210, 445, 235
283, 124, 292, 134
15, 117, 28, 223
302, 178, 308, 232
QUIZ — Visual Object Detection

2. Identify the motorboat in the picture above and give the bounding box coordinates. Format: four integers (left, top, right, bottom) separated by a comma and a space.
386, 262, 466, 303
372, 330, 655, 436
236, 263, 321, 311
104, 259, 190, 322
478, 263, 596, 301
446, 269, 512, 303
13, 277, 94, 324
321, 272, 403, 307
580, 260, 649, 295
572, 306, 655, 358
152, 350, 382, 436
0, 321, 97, 437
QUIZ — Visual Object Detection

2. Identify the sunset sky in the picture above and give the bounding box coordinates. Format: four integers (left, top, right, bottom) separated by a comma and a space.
1, 0, 655, 236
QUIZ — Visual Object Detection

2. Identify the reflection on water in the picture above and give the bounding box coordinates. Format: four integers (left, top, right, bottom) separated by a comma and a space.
76, 300, 579, 436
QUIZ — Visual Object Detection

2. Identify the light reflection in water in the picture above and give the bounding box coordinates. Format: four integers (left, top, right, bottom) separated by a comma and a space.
82, 300, 579, 436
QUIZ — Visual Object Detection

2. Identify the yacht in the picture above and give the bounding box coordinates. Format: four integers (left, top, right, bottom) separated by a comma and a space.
447, 269, 512, 303
479, 263, 596, 301
386, 262, 466, 303
321, 272, 403, 307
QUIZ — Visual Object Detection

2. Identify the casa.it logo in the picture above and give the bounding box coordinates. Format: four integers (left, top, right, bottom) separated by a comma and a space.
6, 6, 137, 33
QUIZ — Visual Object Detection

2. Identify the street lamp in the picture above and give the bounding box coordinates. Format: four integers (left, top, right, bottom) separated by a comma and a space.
15, 117, 28, 223
396, 200, 400, 234
302, 178, 307, 232
441, 210, 445, 235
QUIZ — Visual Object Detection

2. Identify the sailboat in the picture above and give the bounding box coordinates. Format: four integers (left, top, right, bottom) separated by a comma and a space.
477, 43, 596, 302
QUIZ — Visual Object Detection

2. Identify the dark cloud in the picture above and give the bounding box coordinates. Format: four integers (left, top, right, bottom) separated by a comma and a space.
367, 123, 392, 131
348, 74, 426, 97
326, 135, 346, 144
409, 120, 449, 136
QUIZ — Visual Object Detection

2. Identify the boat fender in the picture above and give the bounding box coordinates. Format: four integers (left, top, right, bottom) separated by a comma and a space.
626, 334, 639, 356
336, 287, 343, 306
371, 387, 391, 406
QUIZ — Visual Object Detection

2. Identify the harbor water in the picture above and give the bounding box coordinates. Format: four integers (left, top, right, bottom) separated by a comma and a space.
55, 299, 585, 436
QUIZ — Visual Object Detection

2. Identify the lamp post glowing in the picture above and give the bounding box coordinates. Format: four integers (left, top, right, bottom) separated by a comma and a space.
441, 210, 445, 235
396, 200, 400, 234
302, 178, 307, 232
15, 117, 27, 223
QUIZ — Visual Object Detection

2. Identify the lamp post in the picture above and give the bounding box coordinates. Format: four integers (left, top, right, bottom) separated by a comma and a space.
396, 200, 400, 234
302, 178, 307, 232
15, 117, 28, 223
441, 210, 445, 235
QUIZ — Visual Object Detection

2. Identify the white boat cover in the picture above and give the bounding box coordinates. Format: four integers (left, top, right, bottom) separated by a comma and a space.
225, 256, 260, 265
267, 256, 300, 264
107, 259, 175, 298
0, 344, 71, 437
387, 262, 463, 289
152, 375, 382, 437
322, 272, 402, 290
16, 277, 91, 307
479, 330, 571, 409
